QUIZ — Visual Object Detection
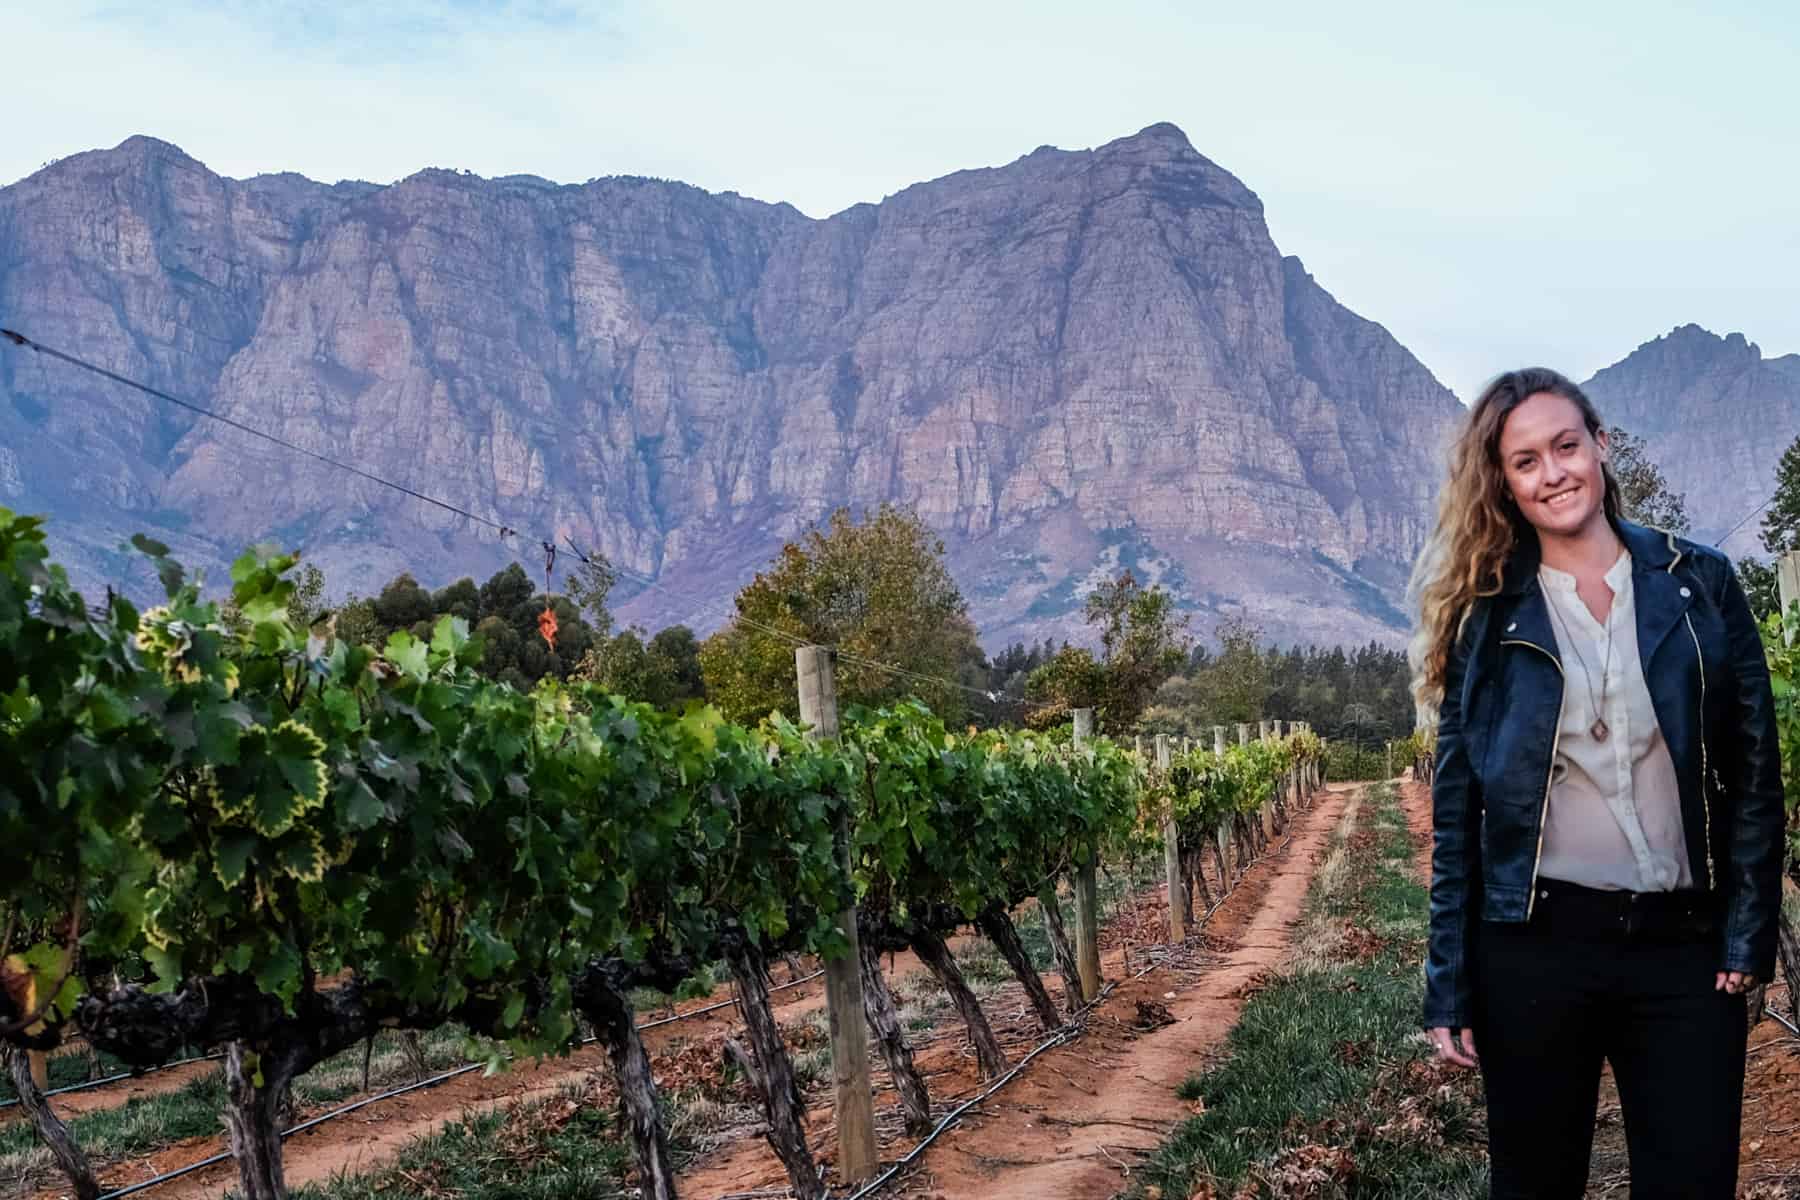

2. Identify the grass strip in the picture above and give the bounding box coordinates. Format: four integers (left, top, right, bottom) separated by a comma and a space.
293, 1082, 632, 1200
1129, 782, 1488, 1200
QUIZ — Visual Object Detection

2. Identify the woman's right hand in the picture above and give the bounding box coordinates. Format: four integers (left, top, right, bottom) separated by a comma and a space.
1428, 1026, 1478, 1068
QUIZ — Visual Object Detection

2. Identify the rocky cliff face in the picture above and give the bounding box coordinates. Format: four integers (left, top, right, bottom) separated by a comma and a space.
1583, 325, 1800, 556
0, 125, 1463, 648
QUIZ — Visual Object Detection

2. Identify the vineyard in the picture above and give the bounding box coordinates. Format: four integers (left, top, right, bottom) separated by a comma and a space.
0, 509, 1326, 1200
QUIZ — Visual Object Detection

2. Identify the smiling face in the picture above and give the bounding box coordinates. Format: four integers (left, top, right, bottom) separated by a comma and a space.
1495, 390, 1610, 541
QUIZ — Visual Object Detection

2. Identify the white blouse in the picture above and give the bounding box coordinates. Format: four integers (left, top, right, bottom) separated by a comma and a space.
1535, 550, 1692, 893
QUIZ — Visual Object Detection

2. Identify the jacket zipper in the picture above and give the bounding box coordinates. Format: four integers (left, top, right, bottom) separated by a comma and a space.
1500, 636, 1564, 919
1684, 611, 1716, 888
1665, 534, 1716, 890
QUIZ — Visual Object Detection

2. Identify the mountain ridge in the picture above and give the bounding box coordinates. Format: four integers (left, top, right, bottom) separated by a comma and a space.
1584, 324, 1800, 555
0, 124, 1463, 648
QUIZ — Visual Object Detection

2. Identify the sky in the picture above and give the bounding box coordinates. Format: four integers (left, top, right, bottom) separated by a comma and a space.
5, 0, 1798, 399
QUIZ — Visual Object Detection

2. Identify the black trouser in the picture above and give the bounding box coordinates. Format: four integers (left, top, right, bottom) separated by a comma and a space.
1472, 882, 1747, 1200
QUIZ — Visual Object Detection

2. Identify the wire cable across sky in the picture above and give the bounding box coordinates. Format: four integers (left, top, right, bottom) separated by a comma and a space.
0, 325, 1005, 706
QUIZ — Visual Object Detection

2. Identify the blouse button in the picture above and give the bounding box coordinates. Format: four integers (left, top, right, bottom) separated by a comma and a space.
1506, 621, 1518, 632
1679, 586, 1691, 598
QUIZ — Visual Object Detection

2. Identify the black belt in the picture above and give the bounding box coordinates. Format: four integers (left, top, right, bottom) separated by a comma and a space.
1527, 877, 1720, 942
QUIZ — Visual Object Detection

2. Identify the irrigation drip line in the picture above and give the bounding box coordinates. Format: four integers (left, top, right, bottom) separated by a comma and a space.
0, 1051, 224, 1111
95, 1058, 488, 1200
834, 954, 1170, 1200
79, 965, 830, 1199
632, 969, 824, 1034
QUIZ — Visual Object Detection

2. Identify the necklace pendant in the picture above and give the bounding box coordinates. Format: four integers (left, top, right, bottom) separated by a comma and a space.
1590, 717, 1610, 742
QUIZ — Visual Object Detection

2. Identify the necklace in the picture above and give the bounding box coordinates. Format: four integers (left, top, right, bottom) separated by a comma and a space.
1539, 570, 1616, 743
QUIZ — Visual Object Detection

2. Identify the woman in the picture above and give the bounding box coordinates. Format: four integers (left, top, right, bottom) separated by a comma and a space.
1412, 367, 1784, 1198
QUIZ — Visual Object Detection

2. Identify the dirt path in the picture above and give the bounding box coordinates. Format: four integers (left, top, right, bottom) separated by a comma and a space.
832, 784, 1357, 1200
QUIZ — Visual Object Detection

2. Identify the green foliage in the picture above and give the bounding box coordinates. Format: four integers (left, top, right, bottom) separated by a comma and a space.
1608, 426, 1690, 533
1757, 606, 1800, 861
337, 558, 632, 692
1025, 571, 1190, 733
845, 704, 1143, 933
1147, 629, 1414, 751
698, 505, 985, 724
1021, 646, 1104, 730
573, 626, 705, 709
0, 510, 1147, 1070
564, 558, 618, 637
1738, 555, 1780, 622
1763, 434, 1800, 557
1156, 730, 1320, 857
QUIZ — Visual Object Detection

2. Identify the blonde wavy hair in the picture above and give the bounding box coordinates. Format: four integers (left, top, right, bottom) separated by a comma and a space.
1407, 368, 1621, 719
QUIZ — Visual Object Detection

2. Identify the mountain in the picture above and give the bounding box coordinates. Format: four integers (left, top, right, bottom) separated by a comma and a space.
0, 125, 1464, 649
1583, 325, 1800, 556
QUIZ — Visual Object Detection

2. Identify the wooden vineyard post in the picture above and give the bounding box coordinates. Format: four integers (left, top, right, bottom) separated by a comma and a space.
1213, 725, 1233, 887
1237, 723, 1250, 747
1158, 734, 1187, 941
1260, 723, 1274, 845
1779, 550, 1800, 633
1071, 708, 1103, 1002
795, 646, 879, 1185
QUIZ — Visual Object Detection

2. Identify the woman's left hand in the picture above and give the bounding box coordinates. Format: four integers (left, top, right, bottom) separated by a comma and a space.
1715, 971, 1757, 994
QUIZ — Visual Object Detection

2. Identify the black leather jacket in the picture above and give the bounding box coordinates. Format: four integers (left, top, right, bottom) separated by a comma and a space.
1424, 519, 1785, 1030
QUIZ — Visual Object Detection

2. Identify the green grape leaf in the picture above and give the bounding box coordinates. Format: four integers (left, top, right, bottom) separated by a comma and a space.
386, 632, 429, 680
213, 829, 260, 888
255, 939, 304, 1010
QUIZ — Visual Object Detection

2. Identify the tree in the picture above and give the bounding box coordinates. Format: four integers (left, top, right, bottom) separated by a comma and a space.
432, 578, 480, 624
565, 556, 618, 637
372, 573, 434, 632
1738, 556, 1781, 621
698, 505, 984, 724
1607, 426, 1689, 533
330, 562, 607, 691
646, 626, 705, 703
1761, 434, 1800, 557
1187, 617, 1271, 726
1083, 571, 1191, 728
575, 625, 707, 708
1024, 571, 1190, 732
1022, 647, 1105, 730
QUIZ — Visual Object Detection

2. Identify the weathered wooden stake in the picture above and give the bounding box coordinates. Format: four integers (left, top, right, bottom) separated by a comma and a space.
1237, 723, 1250, 747
1158, 734, 1187, 941
1779, 550, 1800, 634
1213, 725, 1233, 885
1071, 707, 1103, 1002
795, 645, 878, 1186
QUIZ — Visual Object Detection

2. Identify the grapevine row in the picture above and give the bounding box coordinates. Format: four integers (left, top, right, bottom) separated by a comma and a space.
0, 509, 1322, 1200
